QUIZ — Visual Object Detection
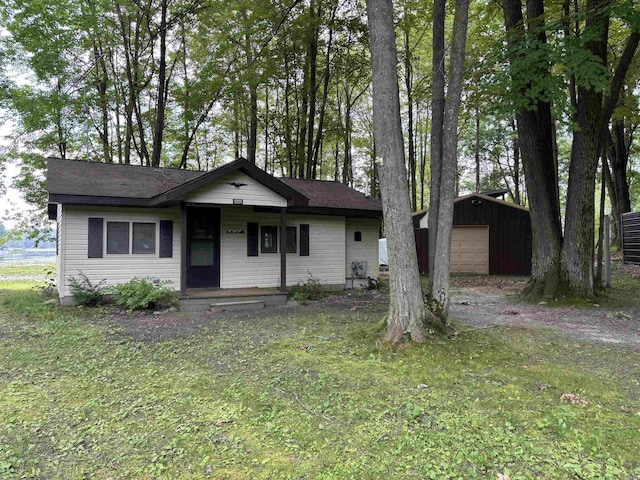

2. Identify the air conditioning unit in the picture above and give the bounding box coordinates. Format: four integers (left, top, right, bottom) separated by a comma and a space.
351, 260, 367, 278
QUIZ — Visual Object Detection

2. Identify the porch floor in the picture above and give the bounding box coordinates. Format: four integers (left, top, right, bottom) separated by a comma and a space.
184, 287, 285, 298
179, 287, 288, 313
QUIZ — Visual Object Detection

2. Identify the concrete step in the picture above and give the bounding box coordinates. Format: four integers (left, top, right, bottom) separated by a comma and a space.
210, 300, 265, 312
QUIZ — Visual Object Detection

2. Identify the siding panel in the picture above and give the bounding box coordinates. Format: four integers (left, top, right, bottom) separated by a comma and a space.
187, 171, 287, 207
60, 206, 181, 298
219, 206, 346, 288
345, 219, 380, 284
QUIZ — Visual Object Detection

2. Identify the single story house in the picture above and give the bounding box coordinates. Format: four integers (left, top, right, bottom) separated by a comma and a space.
412, 192, 532, 275
47, 158, 382, 308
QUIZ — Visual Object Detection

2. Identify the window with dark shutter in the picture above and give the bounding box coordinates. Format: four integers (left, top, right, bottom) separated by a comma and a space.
247, 222, 259, 256
299, 224, 309, 256
261, 226, 278, 253
88, 217, 103, 258
132, 222, 156, 254
159, 220, 173, 258
107, 222, 130, 254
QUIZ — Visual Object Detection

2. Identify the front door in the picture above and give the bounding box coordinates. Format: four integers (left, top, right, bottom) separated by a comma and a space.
186, 207, 220, 288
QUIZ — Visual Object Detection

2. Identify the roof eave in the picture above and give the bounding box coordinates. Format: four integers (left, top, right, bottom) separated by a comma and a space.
288, 205, 383, 218
153, 158, 309, 206
48, 194, 154, 207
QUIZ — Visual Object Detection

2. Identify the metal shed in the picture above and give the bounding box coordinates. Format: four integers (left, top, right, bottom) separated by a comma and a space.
413, 193, 532, 276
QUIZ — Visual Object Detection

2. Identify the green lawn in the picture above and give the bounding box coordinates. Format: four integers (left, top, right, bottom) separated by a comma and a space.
1, 266, 639, 479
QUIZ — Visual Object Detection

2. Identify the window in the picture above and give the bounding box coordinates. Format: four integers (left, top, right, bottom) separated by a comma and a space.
107, 222, 129, 254
261, 226, 278, 253
286, 226, 297, 253
106, 221, 156, 255
354, 231, 362, 242
133, 222, 156, 254
88, 218, 170, 258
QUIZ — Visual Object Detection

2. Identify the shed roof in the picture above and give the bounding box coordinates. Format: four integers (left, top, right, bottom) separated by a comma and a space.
46, 158, 382, 216
412, 192, 529, 222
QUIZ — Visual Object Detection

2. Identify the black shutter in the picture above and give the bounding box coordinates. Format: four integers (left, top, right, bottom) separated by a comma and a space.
300, 224, 310, 256
88, 217, 103, 258
247, 222, 259, 256
159, 220, 173, 258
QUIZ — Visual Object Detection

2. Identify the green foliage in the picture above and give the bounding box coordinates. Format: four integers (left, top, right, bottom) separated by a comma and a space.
289, 273, 329, 303
110, 277, 175, 311
68, 272, 106, 307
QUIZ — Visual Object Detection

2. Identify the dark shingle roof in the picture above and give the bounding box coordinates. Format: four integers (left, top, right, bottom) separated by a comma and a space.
47, 158, 204, 199
280, 178, 381, 212
47, 158, 381, 215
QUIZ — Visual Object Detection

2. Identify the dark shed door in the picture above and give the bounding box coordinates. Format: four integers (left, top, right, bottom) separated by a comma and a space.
186, 208, 220, 288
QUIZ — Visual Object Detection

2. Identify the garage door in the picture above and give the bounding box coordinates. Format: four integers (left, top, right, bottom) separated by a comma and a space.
450, 226, 489, 274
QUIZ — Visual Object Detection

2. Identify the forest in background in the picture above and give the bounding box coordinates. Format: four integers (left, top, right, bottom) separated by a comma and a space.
0, 0, 638, 246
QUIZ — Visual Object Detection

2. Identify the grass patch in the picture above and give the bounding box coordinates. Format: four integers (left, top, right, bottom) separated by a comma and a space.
1, 266, 639, 479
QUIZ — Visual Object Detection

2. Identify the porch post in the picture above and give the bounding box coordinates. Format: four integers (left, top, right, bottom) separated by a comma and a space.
180, 203, 187, 297
280, 207, 287, 291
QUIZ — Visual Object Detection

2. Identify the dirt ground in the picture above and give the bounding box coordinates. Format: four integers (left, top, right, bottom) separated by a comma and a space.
448, 275, 640, 350
101, 266, 640, 350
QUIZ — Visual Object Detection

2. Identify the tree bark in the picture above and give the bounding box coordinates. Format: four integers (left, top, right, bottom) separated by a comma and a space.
430, 0, 469, 318
562, 0, 608, 299
503, 0, 564, 300
366, 0, 443, 343
427, 0, 446, 282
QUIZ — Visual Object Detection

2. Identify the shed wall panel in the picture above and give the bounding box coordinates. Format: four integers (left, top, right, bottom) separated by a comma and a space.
622, 211, 640, 265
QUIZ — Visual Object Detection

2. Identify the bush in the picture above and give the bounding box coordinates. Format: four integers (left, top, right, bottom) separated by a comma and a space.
68, 272, 107, 306
290, 273, 328, 303
111, 277, 174, 310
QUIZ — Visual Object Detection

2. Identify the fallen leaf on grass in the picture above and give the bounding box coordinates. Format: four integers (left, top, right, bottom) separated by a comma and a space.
297, 344, 312, 350
216, 420, 232, 426
502, 309, 519, 315
497, 473, 511, 480
560, 393, 588, 405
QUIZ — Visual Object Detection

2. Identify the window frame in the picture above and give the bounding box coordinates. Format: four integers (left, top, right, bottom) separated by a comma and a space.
260, 225, 278, 254
105, 220, 158, 256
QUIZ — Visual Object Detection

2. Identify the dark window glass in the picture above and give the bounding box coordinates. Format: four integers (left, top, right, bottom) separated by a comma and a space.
354, 231, 362, 242
133, 222, 156, 254
107, 222, 129, 254
286, 226, 297, 253
261, 226, 278, 253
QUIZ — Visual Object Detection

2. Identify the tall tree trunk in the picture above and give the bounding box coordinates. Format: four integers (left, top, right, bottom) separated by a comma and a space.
151, 0, 168, 167
366, 0, 444, 343
305, 0, 319, 178
428, 0, 446, 281
404, 26, 416, 210
430, 0, 470, 318
503, 0, 564, 300
562, 0, 608, 299
312, 15, 336, 179
92, 39, 111, 163
474, 108, 480, 192
511, 119, 521, 205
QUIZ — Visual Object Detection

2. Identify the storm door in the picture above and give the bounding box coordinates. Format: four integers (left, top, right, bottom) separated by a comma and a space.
186, 208, 220, 288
